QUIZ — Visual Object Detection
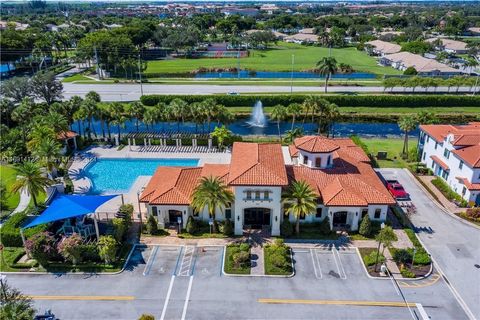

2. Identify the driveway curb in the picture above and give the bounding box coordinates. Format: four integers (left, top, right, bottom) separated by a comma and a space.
403, 169, 480, 230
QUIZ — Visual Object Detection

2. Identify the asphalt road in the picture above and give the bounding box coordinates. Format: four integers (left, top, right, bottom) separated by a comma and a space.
5, 244, 466, 320
61, 83, 479, 101
377, 168, 480, 319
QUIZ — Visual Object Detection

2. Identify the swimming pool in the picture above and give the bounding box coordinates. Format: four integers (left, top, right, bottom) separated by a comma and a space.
84, 158, 199, 194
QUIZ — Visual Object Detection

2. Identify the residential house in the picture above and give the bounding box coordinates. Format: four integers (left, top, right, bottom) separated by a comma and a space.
0, 20, 29, 30
426, 38, 469, 54
380, 52, 463, 76
418, 123, 480, 206
365, 40, 401, 56
140, 137, 395, 236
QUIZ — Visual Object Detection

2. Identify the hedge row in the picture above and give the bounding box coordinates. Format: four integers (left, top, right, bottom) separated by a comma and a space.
140, 94, 480, 108
0, 211, 48, 247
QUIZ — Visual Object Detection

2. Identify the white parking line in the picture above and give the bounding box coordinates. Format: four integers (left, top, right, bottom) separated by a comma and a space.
332, 248, 347, 280
160, 275, 176, 320
181, 276, 194, 320
143, 246, 159, 276
415, 303, 429, 320
310, 249, 322, 279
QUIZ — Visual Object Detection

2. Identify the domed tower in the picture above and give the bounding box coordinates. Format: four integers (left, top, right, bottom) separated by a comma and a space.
292, 136, 340, 169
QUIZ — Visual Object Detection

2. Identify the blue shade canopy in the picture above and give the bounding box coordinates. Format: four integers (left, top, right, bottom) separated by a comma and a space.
23, 194, 118, 229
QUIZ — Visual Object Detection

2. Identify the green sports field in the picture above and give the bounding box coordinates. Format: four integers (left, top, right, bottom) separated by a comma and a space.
144, 42, 402, 76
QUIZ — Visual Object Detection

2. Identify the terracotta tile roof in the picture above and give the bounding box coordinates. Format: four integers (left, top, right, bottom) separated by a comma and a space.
366, 40, 401, 54
294, 136, 340, 153
383, 52, 459, 73
452, 134, 480, 146
420, 122, 480, 144
289, 144, 299, 158
57, 130, 78, 140
140, 167, 202, 205
456, 177, 480, 191
228, 142, 288, 186
451, 144, 480, 168
430, 155, 450, 171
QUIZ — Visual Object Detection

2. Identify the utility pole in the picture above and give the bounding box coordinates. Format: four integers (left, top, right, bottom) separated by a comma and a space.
237, 49, 240, 80
290, 54, 295, 94
94, 46, 101, 80
138, 50, 144, 96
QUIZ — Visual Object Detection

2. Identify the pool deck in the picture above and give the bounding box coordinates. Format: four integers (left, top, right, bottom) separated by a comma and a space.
69, 146, 232, 212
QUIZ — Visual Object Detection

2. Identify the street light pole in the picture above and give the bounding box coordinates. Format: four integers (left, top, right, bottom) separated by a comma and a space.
290, 54, 295, 94
138, 51, 144, 96
374, 222, 386, 272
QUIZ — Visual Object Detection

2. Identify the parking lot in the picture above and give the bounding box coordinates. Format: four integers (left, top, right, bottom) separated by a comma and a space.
5, 244, 469, 320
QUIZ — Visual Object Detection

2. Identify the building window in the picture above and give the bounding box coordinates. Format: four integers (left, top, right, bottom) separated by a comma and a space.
246, 191, 252, 200
152, 207, 158, 217
435, 142, 438, 150
327, 155, 332, 166
225, 202, 232, 220
315, 157, 321, 167
361, 209, 368, 219
255, 191, 261, 200
264, 191, 270, 200
422, 152, 426, 160
374, 209, 381, 219
459, 161, 463, 170
443, 148, 450, 159
462, 187, 466, 196
303, 155, 308, 165
316, 207, 323, 218
192, 208, 199, 217
427, 136, 430, 143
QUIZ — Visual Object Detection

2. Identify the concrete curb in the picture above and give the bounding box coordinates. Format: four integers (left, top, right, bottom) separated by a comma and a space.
355, 247, 433, 281
222, 246, 295, 278
1, 244, 138, 276
403, 169, 480, 230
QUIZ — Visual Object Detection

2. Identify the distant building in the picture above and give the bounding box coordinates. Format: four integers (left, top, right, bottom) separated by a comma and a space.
380, 52, 462, 76
426, 38, 468, 54
419, 123, 480, 206
365, 40, 401, 56
467, 27, 480, 36
284, 33, 319, 44
0, 20, 29, 30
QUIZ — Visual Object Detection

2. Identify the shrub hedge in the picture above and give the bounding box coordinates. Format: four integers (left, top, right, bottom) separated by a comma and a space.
141, 94, 480, 108
0, 211, 48, 247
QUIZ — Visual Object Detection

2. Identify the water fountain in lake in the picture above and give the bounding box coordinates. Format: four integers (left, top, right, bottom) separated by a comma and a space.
246, 100, 267, 128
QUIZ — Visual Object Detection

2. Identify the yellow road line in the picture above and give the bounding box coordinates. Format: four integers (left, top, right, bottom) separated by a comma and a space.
29, 295, 135, 301
258, 298, 416, 308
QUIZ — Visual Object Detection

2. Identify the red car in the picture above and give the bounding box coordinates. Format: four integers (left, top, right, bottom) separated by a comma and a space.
386, 180, 409, 200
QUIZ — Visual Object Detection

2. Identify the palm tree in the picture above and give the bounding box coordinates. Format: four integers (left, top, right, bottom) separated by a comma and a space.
284, 127, 304, 144
316, 102, 339, 137
191, 176, 234, 233
11, 162, 52, 207
211, 125, 233, 151
316, 57, 338, 93
169, 98, 189, 130
282, 180, 317, 235
270, 104, 287, 141
127, 101, 145, 132
398, 115, 417, 157
108, 102, 126, 143
80, 98, 98, 139
287, 103, 302, 130
32, 137, 62, 177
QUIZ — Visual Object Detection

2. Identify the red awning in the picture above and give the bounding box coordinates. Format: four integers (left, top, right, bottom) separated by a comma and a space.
430, 155, 449, 171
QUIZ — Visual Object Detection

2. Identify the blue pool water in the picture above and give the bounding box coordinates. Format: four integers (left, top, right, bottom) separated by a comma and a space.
85, 158, 199, 194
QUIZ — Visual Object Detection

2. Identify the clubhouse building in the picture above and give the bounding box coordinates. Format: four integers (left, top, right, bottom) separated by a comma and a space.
140, 136, 395, 236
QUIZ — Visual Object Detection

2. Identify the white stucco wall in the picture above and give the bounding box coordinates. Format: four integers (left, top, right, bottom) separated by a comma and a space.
298, 150, 333, 169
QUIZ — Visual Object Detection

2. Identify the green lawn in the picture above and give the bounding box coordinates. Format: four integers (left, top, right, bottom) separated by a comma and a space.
361, 138, 418, 168
145, 43, 401, 76
0, 165, 20, 212
62, 74, 96, 83
224, 244, 251, 274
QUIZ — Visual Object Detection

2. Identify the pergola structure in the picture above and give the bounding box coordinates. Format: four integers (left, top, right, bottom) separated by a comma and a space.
123, 131, 214, 150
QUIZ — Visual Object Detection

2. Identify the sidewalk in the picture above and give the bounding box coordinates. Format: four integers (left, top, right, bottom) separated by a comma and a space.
417, 175, 463, 214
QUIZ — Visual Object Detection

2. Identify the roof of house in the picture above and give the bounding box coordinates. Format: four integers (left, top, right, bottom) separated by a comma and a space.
431, 155, 450, 171
228, 142, 288, 186
383, 52, 459, 73
456, 177, 480, 191
421, 123, 480, 168
293, 136, 340, 153
366, 40, 401, 54
57, 130, 78, 140
287, 138, 394, 206
299, 27, 315, 34
141, 138, 393, 207
426, 38, 468, 51
284, 33, 319, 42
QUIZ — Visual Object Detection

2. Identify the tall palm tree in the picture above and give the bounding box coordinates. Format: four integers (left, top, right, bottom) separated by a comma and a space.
316, 101, 339, 137
11, 162, 52, 207
108, 102, 126, 143
27, 125, 56, 153
316, 57, 338, 93
287, 103, 302, 130
282, 180, 317, 235
169, 98, 189, 130
270, 104, 287, 141
398, 115, 417, 157
191, 176, 234, 233
284, 127, 304, 144
80, 98, 98, 139
127, 101, 145, 132
32, 137, 62, 177
211, 125, 233, 151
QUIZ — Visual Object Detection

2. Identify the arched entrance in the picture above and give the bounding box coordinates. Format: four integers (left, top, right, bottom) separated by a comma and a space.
168, 210, 182, 226
332, 211, 348, 228
244, 208, 271, 229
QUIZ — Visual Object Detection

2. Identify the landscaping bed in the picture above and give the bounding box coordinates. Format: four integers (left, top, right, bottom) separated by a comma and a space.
264, 240, 293, 276
456, 208, 480, 226
358, 247, 385, 277
431, 177, 467, 207
224, 243, 251, 275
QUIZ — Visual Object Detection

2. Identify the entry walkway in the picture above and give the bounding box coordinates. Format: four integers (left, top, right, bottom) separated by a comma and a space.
417, 175, 463, 214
